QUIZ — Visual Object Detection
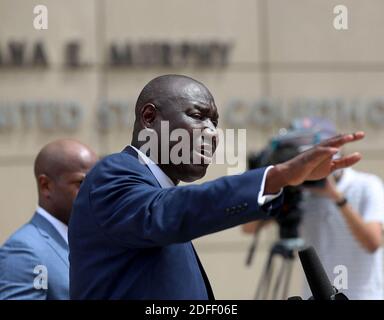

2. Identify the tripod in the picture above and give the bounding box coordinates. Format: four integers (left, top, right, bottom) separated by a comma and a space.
254, 238, 306, 300
245, 186, 304, 299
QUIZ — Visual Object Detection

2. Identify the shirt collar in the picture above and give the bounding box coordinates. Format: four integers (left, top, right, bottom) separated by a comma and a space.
36, 206, 68, 244
130, 145, 175, 188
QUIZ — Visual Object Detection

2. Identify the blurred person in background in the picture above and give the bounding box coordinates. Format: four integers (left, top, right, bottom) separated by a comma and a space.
243, 117, 384, 300
0, 139, 98, 300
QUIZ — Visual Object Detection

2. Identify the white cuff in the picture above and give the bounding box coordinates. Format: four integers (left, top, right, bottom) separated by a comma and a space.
257, 165, 283, 206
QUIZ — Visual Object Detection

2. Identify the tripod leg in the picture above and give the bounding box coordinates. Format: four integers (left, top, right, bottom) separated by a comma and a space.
282, 258, 294, 299
246, 232, 259, 266
255, 250, 275, 300
272, 256, 287, 300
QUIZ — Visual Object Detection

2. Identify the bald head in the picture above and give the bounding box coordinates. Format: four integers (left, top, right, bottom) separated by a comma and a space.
34, 139, 96, 180
135, 74, 214, 120
35, 139, 98, 224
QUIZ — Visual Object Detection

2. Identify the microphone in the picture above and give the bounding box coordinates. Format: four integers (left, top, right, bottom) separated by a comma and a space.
298, 246, 348, 300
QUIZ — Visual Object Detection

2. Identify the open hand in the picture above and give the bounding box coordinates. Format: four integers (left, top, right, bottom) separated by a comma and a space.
277, 132, 364, 187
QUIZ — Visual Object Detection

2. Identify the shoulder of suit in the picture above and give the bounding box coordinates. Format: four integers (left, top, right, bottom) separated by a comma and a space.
90, 151, 152, 179
1, 221, 48, 253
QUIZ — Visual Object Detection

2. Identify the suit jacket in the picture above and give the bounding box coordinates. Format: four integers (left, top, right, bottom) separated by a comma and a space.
69, 146, 283, 300
0, 213, 69, 300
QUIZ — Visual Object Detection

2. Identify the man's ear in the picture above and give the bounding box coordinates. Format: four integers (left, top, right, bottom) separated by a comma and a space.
38, 174, 52, 199
141, 103, 157, 128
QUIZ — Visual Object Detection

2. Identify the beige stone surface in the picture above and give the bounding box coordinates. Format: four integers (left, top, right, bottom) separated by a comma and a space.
0, 0, 98, 66
0, 70, 101, 156
268, 0, 384, 63
105, 0, 262, 64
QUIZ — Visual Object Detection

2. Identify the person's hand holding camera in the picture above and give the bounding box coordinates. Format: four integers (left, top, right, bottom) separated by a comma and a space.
306, 175, 346, 204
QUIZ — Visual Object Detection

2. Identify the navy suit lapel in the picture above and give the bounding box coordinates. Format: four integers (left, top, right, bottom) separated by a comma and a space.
30, 213, 69, 267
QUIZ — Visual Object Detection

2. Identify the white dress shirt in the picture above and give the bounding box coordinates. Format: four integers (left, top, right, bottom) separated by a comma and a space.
130, 145, 282, 204
36, 206, 68, 244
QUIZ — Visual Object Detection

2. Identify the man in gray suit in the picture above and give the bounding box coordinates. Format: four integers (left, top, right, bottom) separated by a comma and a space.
0, 139, 98, 299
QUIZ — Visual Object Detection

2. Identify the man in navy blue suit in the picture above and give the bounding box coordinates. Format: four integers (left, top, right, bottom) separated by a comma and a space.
69, 74, 364, 300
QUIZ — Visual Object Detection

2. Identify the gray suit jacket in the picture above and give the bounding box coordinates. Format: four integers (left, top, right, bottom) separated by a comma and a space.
0, 213, 69, 299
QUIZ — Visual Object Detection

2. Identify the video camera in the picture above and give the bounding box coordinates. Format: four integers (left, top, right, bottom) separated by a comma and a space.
247, 128, 326, 239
